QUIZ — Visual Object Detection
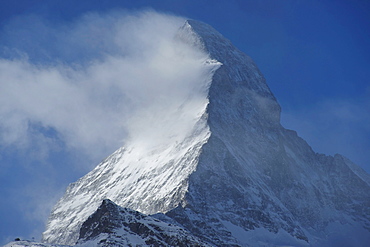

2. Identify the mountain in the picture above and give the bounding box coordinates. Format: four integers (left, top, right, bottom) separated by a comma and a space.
39, 20, 370, 246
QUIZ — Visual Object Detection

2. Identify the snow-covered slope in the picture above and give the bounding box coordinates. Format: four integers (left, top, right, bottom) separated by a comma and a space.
42, 22, 220, 245
42, 20, 370, 246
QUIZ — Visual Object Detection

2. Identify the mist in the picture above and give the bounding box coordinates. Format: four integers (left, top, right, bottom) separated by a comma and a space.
0, 10, 217, 164
0, 10, 220, 242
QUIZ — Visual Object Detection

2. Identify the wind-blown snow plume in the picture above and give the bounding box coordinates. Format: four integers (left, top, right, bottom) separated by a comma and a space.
0, 10, 214, 164
0, 11, 221, 243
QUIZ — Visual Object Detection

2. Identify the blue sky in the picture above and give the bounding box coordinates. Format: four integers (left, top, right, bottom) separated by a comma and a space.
0, 0, 369, 244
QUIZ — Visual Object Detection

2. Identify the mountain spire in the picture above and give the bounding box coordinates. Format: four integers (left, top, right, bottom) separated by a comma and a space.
42, 20, 370, 246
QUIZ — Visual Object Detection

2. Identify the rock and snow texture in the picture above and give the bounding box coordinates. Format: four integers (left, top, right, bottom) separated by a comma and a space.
42, 20, 370, 246
5, 200, 210, 247
76, 199, 211, 246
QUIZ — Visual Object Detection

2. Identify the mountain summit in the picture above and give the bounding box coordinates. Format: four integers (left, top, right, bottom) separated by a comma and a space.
41, 20, 370, 246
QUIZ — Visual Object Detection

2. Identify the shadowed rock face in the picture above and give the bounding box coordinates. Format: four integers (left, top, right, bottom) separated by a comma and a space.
165, 20, 370, 246
77, 199, 211, 247
79, 199, 122, 241
42, 19, 370, 247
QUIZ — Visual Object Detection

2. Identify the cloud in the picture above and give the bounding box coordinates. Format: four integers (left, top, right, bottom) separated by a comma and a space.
0, 10, 223, 243
281, 98, 370, 173
0, 10, 217, 165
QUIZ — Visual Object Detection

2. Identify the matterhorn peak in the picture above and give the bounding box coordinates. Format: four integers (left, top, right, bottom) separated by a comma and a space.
40, 19, 370, 247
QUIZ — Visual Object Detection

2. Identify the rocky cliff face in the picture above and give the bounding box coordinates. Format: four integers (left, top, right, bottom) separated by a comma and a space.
42, 20, 370, 246
169, 20, 370, 246
76, 199, 211, 246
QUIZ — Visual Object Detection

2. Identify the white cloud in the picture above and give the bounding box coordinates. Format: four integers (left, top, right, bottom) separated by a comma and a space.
0, 11, 223, 242
0, 10, 216, 166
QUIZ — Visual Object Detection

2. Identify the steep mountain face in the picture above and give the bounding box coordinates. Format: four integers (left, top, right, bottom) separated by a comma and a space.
42, 21, 220, 246
42, 20, 370, 246
41, 119, 212, 245
166, 21, 370, 246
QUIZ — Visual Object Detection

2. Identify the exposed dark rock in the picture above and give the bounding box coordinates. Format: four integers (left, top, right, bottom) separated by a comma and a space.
77, 199, 212, 246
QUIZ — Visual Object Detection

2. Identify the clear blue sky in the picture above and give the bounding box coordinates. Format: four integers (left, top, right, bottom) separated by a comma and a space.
0, 0, 369, 244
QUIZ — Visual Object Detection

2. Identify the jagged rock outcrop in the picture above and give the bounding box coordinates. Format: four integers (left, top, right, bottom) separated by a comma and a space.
42, 20, 370, 247
75, 199, 211, 246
